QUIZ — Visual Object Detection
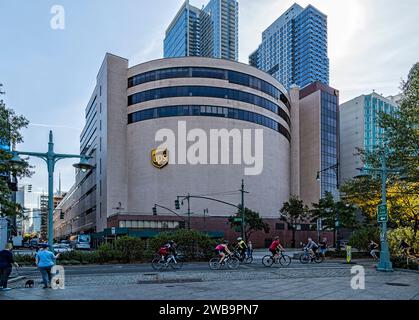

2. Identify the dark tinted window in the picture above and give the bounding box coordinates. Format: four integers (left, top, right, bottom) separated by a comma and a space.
128, 86, 290, 126
128, 105, 291, 142
127, 67, 290, 109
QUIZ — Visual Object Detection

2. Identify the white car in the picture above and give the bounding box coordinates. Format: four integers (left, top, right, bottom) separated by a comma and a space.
53, 244, 73, 253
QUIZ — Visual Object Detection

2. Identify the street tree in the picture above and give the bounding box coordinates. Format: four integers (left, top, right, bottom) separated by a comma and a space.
340, 63, 419, 236
228, 206, 270, 241
310, 192, 358, 246
279, 195, 309, 248
0, 84, 31, 217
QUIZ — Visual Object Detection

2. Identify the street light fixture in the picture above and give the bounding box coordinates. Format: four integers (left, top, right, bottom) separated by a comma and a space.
73, 157, 94, 172
356, 152, 402, 272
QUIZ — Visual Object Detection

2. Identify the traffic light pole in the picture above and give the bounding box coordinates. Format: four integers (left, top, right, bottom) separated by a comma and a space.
176, 181, 248, 240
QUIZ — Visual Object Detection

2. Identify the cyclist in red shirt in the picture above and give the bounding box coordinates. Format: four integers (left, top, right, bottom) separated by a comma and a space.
269, 236, 285, 259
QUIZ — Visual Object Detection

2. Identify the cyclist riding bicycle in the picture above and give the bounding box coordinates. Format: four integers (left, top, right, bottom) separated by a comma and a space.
304, 238, 319, 257
235, 237, 247, 260
269, 236, 285, 259
160, 240, 177, 261
215, 240, 232, 264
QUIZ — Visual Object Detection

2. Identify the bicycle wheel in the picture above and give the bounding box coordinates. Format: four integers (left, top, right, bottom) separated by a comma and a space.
169, 257, 184, 270
262, 255, 274, 267
299, 253, 310, 264
227, 256, 240, 269
279, 254, 292, 267
209, 257, 221, 270
244, 256, 253, 264
314, 254, 324, 263
151, 257, 165, 270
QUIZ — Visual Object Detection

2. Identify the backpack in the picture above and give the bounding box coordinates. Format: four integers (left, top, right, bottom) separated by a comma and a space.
158, 247, 169, 255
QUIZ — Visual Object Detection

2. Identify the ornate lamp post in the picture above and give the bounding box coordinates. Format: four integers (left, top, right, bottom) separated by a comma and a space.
10, 131, 93, 251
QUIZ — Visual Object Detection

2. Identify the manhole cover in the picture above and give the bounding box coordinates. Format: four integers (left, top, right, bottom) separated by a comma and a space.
143, 273, 158, 276
385, 282, 410, 287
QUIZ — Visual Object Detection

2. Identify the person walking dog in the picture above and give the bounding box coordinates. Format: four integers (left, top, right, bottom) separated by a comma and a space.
36, 243, 60, 289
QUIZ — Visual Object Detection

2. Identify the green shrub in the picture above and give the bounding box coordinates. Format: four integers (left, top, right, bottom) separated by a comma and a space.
13, 254, 36, 265
113, 236, 144, 263
57, 251, 99, 264
388, 227, 418, 256
96, 243, 116, 264
146, 229, 217, 261
349, 226, 379, 251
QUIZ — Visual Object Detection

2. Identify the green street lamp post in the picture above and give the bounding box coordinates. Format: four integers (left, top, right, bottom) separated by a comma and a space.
10, 131, 93, 251
357, 152, 400, 272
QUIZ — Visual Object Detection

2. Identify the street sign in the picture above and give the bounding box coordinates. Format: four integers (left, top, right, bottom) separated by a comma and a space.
377, 204, 388, 223
111, 227, 116, 235
233, 217, 242, 223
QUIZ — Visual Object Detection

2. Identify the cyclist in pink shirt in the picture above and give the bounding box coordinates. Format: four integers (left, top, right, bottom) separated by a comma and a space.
215, 240, 232, 264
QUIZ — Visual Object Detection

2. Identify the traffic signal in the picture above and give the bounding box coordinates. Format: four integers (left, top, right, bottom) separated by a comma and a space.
174, 199, 180, 210
60, 211, 64, 219
27, 185, 32, 192
152, 206, 157, 215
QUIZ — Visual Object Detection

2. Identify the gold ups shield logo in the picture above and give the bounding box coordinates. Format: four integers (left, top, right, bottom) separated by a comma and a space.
151, 148, 168, 169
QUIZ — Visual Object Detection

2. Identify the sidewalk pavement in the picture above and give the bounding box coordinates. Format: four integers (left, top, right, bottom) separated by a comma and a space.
1, 260, 418, 300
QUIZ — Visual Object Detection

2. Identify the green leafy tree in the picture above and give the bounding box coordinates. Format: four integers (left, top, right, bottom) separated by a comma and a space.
379, 62, 419, 181
341, 63, 419, 236
279, 195, 309, 248
228, 206, 270, 241
0, 84, 31, 217
310, 192, 358, 245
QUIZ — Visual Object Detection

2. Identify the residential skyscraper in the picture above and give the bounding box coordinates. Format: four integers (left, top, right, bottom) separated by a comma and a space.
164, 0, 238, 61
339, 92, 399, 182
250, 3, 329, 89
163, 1, 201, 58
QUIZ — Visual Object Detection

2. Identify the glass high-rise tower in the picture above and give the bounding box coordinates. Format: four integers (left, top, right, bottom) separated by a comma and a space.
164, 0, 238, 61
250, 3, 329, 89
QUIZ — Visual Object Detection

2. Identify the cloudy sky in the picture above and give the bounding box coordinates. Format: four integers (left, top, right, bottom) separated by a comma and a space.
0, 0, 418, 208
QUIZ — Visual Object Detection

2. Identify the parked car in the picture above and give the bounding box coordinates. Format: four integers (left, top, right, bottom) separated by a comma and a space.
53, 243, 73, 253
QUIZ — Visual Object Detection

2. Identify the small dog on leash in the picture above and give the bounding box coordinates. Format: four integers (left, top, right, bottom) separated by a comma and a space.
25, 280, 35, 288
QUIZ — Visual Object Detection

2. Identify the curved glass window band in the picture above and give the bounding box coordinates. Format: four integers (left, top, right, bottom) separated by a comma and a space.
128, 67, 291, 110
127, 105, 291, 142
128, 85, 290, 126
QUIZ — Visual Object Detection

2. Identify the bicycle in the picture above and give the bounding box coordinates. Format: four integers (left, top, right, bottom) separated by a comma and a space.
299, 248, 324, 264
209, 254, 240, 270
233, 249, 253, 264
262, 250, 291, 267
151, 254, 184, 270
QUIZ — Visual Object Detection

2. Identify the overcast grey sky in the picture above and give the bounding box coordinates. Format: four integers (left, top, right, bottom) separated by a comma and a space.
0, 0, 418, 208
